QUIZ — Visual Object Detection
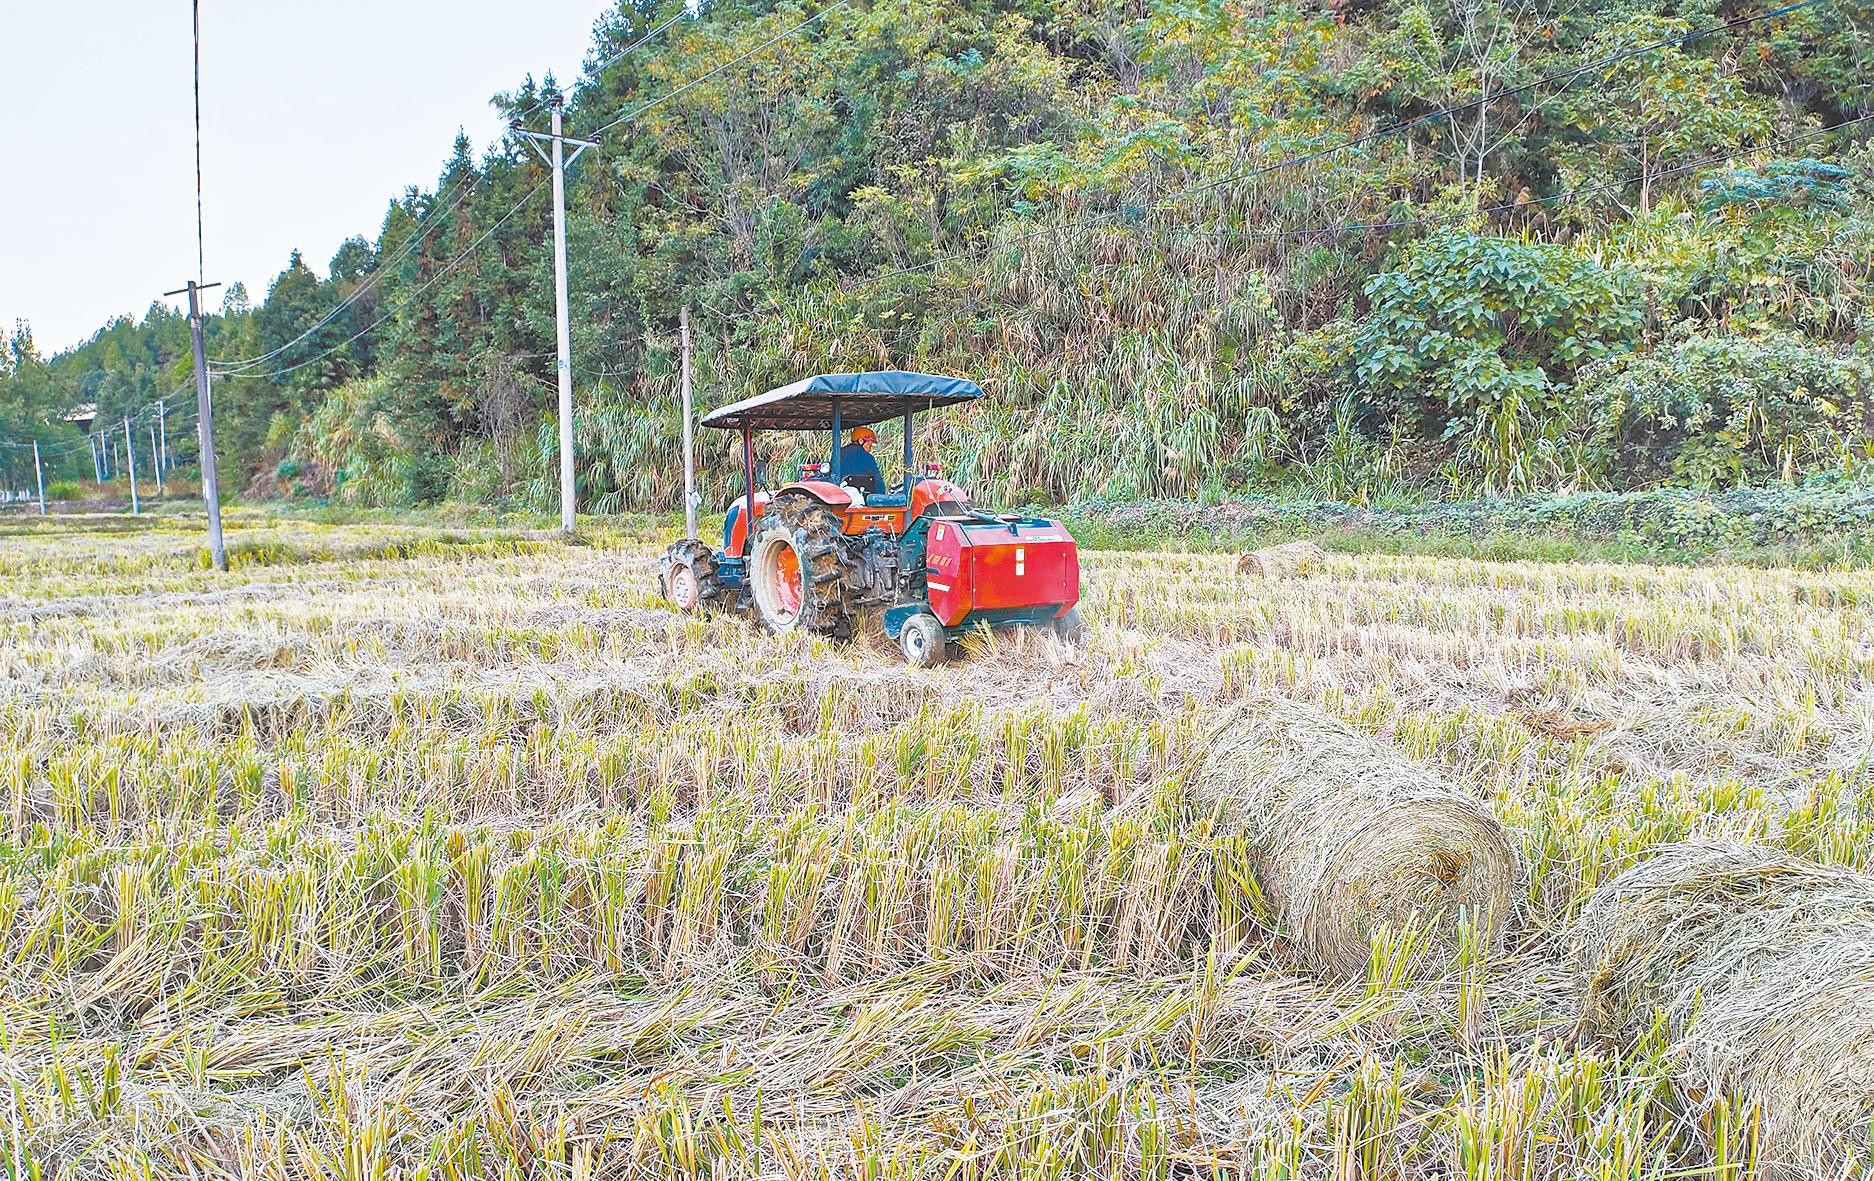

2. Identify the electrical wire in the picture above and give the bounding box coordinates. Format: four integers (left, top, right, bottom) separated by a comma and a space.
0, 434, 100, 458
218, 2, 683, 377
213, 173, 483, 372
589, 8, 691, 81
218, 11, 829, 387
0, 379, 196, 457
516, 7, 689, 123
193, 0, 206, 287
224, 5, 684, 375
212, 180, 548, 382
569, 8, 697, 116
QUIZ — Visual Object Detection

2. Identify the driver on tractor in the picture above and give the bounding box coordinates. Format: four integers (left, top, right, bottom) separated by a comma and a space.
837, 426, 882, 493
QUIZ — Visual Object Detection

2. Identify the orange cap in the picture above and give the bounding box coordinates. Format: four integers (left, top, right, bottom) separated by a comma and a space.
851, 426, 877, 446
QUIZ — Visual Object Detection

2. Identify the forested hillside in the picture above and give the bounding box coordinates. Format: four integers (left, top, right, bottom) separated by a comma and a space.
5, 0, 1872, 509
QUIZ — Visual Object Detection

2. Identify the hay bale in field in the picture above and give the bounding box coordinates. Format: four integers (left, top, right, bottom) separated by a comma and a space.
1569, 841, 1874, 1179
1236, 540, 1327, 577
1193, 698, 1518, 977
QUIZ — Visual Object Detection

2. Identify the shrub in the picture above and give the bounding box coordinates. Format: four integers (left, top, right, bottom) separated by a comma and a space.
44, 480, 82, 501
288, 378, 409, 506
1353, 233, 1642, 492
447, 438, 506, 505
400, 451, 454, 506
1577, 327, 1874, 488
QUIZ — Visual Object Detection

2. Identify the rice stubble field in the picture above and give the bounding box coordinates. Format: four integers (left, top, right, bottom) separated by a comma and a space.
3, 509, 1874, 1179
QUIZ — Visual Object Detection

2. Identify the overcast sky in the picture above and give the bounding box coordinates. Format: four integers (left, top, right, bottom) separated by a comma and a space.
2, 0, 616, 355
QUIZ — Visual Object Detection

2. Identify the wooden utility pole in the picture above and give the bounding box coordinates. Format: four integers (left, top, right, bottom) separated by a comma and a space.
165, 279, 226, 570
680, 304, 697, 540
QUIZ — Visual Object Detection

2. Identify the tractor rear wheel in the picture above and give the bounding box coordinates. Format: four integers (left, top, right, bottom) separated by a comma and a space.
748, 497, 852, 637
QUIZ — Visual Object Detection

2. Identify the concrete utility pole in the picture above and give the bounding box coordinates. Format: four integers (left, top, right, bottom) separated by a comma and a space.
166, 279, 226, 570
149, 424, 161, 493
680, 304, 697, 540
513, 95, 597, 534
123, 418, 140, 515
32, 441, 45, 515
89, 435, 102, 484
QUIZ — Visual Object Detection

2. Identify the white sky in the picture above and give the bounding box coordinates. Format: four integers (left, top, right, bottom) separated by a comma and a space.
1, 0, 616, 355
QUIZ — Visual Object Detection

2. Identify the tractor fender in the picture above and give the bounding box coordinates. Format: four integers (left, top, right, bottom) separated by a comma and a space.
776, 480, 863, 509
724, 490, 774, 557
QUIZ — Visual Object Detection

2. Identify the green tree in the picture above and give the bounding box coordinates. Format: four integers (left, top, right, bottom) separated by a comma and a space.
1562, 17, 1779, 213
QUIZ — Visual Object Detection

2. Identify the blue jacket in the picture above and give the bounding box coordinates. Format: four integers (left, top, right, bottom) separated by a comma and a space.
838, 442, 883, 489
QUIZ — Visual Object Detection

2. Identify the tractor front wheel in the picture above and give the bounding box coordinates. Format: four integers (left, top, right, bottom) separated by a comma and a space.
898, 613, 946, 667
661, 539, 721, 611
748, 498, 851, 637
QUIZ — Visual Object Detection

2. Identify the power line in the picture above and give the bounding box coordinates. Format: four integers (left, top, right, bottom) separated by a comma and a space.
516, 7, 689, 123
509, 10, 693, 128
0, 434, 98, 458
212, 172, 484, 372
193, 0, 206, 287
220, 12, 822, 389
211, 181, 549, 382
225, 8, 684, 377
589, 9, 690, 81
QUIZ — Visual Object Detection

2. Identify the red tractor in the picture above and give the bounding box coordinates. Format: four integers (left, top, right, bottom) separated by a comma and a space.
659, 371, 1082, 665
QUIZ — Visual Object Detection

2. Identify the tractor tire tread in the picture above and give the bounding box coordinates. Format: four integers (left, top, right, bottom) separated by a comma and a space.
752, 496, 855, 638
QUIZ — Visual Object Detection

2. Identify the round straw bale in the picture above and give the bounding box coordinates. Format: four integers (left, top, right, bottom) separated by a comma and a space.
1236, 540, 1327, 577
1569, 841, 1874, 1179
1193, 698, 1518, 977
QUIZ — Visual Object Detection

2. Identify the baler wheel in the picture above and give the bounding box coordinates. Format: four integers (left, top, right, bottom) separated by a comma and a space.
899, 613, 946, 667
1051, 607, 1087, 647
748, 497, 852, 637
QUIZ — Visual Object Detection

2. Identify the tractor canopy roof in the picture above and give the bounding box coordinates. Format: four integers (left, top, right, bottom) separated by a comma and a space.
699, 371, 984, 431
